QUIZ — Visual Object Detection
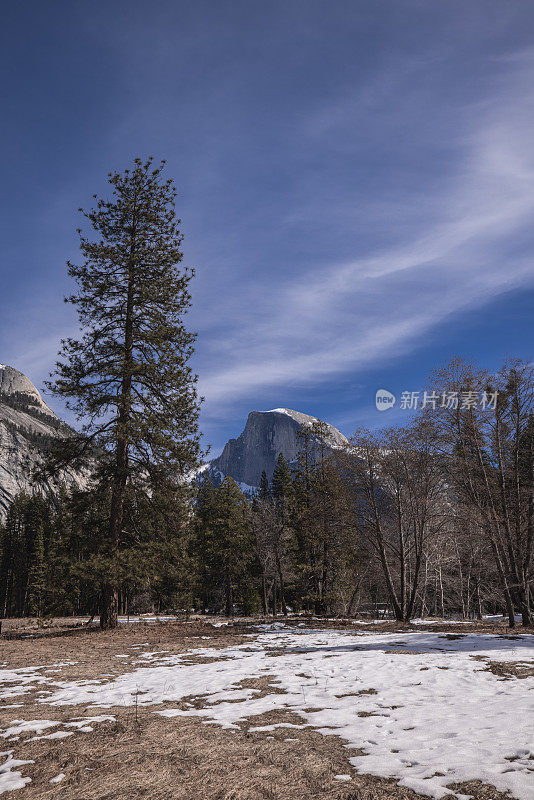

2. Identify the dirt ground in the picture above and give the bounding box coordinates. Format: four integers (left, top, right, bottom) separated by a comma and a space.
0, 617, 526, 799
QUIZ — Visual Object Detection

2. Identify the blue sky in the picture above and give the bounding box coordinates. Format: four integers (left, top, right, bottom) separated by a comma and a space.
2, 1, 534, 455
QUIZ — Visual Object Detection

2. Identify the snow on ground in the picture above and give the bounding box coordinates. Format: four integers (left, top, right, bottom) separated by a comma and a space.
0, 663, 76, 701
1, 720, 62, 739
0, 752, 33, 794
1, 626, 533, 799
0, 716, 116, 744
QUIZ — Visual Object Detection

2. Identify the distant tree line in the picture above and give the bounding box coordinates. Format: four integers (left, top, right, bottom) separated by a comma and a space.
2, 356, 533, 627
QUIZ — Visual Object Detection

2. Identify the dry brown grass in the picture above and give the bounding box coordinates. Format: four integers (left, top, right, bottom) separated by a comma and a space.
2, 706, 518, 800
446, 780, 516, 800
0, 619, 248, 675
3, 612, 532, 639
471, 656, 534, 680
0, 705, 429, 800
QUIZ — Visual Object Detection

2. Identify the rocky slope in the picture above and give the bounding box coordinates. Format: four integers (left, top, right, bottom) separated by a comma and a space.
205, 408, 349, 491
0, 365, 87, 521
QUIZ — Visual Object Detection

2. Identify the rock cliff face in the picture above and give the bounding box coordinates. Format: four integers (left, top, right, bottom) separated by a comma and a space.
0, 365, 55, 414
0, 365, 87, 521
208, 408, 349, 489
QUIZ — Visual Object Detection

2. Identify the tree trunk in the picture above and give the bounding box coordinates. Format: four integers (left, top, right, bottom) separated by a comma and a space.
261, 573, 268, 616
489, 537, 516, 627
474, 576, 483, 620
101, 444, 127, 629
420, 556, 428, 619
101, 233, 136, 630
377, 541, 403, 621
275, 551, 288, 616
521, 571, 532, 627
405, 548, 423, 622
100, 583, 118, 629
225, 570, 232, 617
347, 580, 361, 617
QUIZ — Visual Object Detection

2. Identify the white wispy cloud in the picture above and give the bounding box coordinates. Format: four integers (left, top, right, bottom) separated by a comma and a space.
197, 50, 534, 412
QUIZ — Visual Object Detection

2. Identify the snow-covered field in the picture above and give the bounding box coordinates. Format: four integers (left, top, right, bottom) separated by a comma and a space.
1, 623, 533, 799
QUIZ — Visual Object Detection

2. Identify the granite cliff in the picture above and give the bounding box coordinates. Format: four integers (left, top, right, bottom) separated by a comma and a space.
0, 365, 87, 521
206, 408, 349, 491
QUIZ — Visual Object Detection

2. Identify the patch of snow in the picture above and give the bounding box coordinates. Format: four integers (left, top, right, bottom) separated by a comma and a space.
248, 722, 306, 732
237, 480, 258, 495
50, 772, 65, 784
333, 774, 352, 781
0, 661, 79, 701
4, 628, 534, 800
0, 720, 60, 738
186, 462, 212, 483
29, 730, 73, 741
0, 750, 33, 795
66, 715, 115, 727
409, 619, 474, 626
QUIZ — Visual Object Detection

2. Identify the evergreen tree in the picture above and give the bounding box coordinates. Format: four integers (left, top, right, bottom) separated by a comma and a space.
269, 454, 295, 615
259, 470, 270, 500
271, 454, 293, 506
250, 496, 277, 615
47, 485, 110, 617
131, 482, 194, 614
0, 494, 52, 618
192, 478, 218, 613
193, 477, 256, 616
25, 521, 45, 617
0, 498, 22, 617
47, 158, 202, 628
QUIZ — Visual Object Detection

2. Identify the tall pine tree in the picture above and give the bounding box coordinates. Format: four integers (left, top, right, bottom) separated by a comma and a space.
47, 158, 202, 628
193, 477, 255, 616
270, 454, 295, 615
